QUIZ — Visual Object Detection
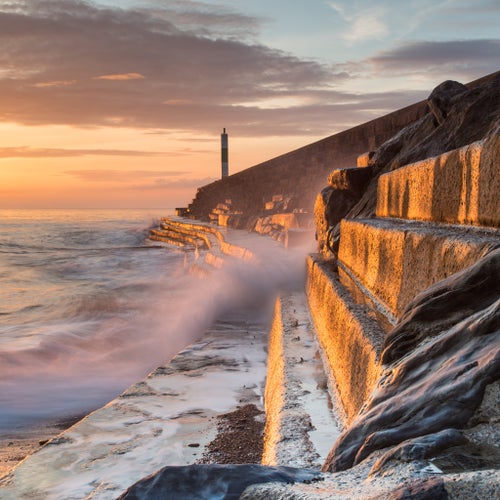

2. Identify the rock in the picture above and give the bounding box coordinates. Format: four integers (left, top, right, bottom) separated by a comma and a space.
316, 72, 500, 253
314, 166, 374, 255
370, 429, 467, 474
427, 80, 468, 125
117, 464, 320, 499
382, 248, 500, 365
385, 477, 448, 500
327, 166, 373, 194
322, 251, 500, 473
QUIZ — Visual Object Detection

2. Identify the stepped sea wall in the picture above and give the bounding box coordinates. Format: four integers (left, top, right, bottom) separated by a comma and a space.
187, 74, 495, 226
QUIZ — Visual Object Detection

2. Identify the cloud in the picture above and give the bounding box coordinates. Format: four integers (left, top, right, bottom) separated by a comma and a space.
366, 39, 500, 79
94, 73, 145, 81
0, 0, 353, 136
327, 2, 388, 42
0, 1, 497, 139
0, 147, 158, 158
33, 80, 77, 88
63, 169, 189, 182
0, 146, 210, 158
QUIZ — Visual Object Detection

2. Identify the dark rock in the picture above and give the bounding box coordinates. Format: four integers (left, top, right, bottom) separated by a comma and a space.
314, 166, 375, 254
385, 477, 448, 500
370, 429, 467, 474
322, 252, 500, 472
320, 72, 500, 251
117, 464, 320, 500
427, 80, 468, 125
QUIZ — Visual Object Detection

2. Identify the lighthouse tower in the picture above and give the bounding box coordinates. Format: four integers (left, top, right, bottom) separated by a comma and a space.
221, 128, 228, 178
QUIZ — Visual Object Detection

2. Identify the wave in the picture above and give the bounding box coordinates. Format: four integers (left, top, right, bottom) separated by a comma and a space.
0, 240, 308, 433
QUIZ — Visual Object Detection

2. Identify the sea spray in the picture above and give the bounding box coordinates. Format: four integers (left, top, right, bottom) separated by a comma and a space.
0, 209, 310, 435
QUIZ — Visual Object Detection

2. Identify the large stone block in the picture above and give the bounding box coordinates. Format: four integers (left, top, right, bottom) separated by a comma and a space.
306, 256, 383, 423
338, 218, 499, 319
356, 151, 375, 167
376, 135, 500, 228
327, 166, 374, 195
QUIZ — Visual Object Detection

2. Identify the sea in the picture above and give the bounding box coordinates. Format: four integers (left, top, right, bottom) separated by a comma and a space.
0, 208, 204, 436
0, 208, 308, 440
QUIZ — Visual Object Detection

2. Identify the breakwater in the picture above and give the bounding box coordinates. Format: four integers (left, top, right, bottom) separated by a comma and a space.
1, 72, 498, 499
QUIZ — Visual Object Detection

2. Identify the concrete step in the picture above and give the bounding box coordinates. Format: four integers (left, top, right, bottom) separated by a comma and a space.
262, 292, 342, 468
338, 218, 499, 320
306, 255, 384, 424
149, 228, 206, 249
376, 136, 499, 228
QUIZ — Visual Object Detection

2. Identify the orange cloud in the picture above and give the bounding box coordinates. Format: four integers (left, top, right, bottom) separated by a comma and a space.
33, 80, 77, 88
94, 73, 146, 81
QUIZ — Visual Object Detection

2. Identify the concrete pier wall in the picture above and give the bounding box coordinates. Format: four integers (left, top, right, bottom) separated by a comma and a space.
188, 101, 429, 223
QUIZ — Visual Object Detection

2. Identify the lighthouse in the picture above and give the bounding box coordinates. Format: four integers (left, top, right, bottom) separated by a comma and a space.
221, 128, 228, 178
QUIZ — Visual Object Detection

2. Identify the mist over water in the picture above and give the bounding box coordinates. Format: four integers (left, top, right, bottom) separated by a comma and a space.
0, 209, 308, 436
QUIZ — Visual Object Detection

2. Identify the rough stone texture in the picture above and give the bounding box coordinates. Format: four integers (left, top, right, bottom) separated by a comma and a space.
382, 248, 500, 365
306, 255, 384, 423
376, 132, 500, 228
262, 294, 341, 468
325, 71, 500, 249
328, 166, 374, 193
188, 99, 431, 227
118, 464, 320, 500
387, 477, 448, 500
197, 404, 265, 465
323, 251, 500, 473
338, 217, 499, 319
314, 166, 374, 255
427, 80, 468, 125
370, 429, 467, 474
357, 151, 375, 167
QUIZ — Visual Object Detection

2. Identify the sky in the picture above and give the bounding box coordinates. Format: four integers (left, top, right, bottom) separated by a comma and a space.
0, 0, 498, 208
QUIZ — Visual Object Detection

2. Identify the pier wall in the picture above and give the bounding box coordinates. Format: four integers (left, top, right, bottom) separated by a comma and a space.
188, 101, 428, 223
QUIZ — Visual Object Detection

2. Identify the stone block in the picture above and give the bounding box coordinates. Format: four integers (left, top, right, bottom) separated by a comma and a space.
338, 218, 499, 319
271, 213, 298, 229
218, 213, 241, 227
327, 166, 374, 195
306, 256, 383, 423
376, 137, 500, 228
356, 151, 375, 167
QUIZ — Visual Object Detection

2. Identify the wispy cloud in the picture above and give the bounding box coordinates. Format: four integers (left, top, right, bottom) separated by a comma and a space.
366, 39, 500, 79
33, 80, 77, 88
63, 169, 189, 182
327, 1, 388, 42
0, 146, 211, 158
0, 0, 497, 139
93, 73, 145, 81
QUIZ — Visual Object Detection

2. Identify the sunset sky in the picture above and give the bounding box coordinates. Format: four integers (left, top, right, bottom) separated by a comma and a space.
0, 0, 498, 208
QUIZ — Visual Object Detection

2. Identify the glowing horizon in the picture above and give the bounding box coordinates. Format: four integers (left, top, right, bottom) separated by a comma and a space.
0, 0, 498, 208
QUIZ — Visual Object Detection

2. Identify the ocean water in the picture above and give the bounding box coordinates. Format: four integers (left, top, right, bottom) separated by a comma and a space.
0, 209, 308, 439
0, 208, 196, 435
